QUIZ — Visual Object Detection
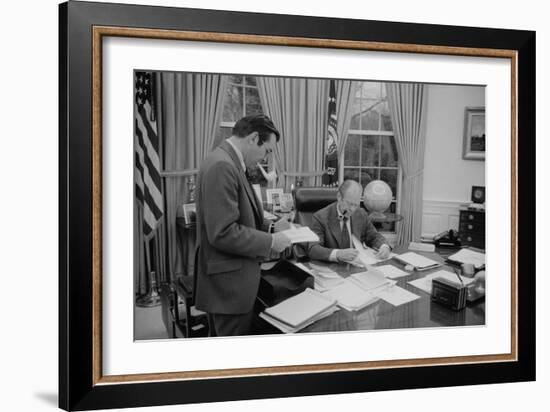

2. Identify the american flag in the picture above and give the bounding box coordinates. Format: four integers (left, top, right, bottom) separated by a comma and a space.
323, 80, 338, 186
135, 71, 163, 236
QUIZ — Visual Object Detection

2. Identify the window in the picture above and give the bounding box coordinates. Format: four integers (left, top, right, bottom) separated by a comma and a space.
215, 75, 263, 146
216, 75, 267, 185
343, 82, 400, 232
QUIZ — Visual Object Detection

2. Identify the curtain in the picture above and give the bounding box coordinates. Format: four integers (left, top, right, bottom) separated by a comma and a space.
159, 72, 228, 278
257, 77, 329, 190
334, 80, 360, 180
386, 83, 428, 245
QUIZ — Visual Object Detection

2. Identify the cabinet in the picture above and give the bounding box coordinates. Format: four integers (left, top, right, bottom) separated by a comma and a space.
458, 208, 485, 249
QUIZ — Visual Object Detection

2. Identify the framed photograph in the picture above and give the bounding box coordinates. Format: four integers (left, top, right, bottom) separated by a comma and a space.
266, 188, 285, 210
471, 186, 486, 204
182, 203, 196, 225
59, 1, 535, 410
462, 106, 486, 160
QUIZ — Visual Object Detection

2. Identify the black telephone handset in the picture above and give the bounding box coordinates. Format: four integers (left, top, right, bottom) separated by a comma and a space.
433, 229, 461, 247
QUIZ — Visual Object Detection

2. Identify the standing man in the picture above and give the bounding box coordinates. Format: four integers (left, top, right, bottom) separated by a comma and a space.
195, 114, 292, 336
307, 180, 391, 263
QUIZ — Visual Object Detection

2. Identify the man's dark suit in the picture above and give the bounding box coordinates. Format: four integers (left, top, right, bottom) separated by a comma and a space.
195, 141, 272, 333
307, 202, 387, 261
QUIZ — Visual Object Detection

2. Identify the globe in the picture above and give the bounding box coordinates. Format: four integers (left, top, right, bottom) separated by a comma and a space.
363, 180, 393, 218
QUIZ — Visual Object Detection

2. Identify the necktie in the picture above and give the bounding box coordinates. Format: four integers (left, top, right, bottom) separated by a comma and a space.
341, 217, 350, 249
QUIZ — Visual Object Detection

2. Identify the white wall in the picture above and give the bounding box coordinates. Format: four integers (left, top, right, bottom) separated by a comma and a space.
421, 84, 485, 236
424, 84, 485, 202
2, 1, 547, 412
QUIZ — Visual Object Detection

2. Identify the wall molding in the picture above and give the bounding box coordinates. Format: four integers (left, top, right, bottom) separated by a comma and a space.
421, 199, 468, 238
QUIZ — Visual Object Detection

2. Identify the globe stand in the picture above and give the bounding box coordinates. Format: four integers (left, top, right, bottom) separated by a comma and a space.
368, 211, 388, 220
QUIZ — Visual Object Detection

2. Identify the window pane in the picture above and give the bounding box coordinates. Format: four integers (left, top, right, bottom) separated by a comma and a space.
349, 97, 361, 130
213, 126, 233, 149
245, 88, 262, 115
344, 134, 360, 166
245, 76, 257, 86
229, 75, 243, 84
361, 135, 379, 167
222, 85, 243, 122
380, 169, 398, 198
360, 168, 378, 186
343, 168, 359, 182
361, 99, 381, 131
380, 136, 398, 167
362, 82, 382, 99
380, 101, 393, 131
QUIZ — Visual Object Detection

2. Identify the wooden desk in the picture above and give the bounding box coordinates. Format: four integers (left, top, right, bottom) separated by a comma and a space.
259, 247, 485, 334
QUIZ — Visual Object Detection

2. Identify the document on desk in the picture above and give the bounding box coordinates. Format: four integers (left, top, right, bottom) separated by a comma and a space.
394, 251, 441, 271
260, 306, 338, 333
349, 269, 391, 292
447, 248, 486, 269
375, 264, 410, 279
323, 279, 379, 311
378, 286, 420, 306
408, 270, 475, 294
263, 288, 337, 329
351, 236, 396, 266
280, 226, 320, 244
306, 263, 345, 291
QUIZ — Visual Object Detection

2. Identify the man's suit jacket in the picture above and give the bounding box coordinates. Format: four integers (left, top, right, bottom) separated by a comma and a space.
195, 141, 272, 315
307, 202, 387, 261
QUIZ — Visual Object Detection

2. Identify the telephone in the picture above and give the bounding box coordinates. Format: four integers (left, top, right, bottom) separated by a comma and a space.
433, 229, 461, 248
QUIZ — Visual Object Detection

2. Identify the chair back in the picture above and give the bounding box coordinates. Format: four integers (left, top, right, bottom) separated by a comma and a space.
294, 187, 338, 227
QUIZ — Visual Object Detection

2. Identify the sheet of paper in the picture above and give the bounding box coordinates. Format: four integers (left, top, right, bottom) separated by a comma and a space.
395, 251, 440, 269
307, 263, 345, 291
281, 226, 320, 244
408, 270, 475, 294
264, 288, 336, 328
323, 279, 379, 311
375, 264, 410, 279
378, 286, 420, 306
447, 248, 486, 269
351, 235, 395, 266
350, 269, 390, 292
263, 210, 278, 220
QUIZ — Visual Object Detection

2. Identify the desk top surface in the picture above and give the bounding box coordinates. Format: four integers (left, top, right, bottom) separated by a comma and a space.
263, 246, 485, 334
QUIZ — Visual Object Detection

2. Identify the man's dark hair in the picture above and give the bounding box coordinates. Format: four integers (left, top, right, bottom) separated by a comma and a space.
232, 114, 281, 145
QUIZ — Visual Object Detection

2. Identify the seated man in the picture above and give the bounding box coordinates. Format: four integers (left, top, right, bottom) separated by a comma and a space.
307, 180, 391, 263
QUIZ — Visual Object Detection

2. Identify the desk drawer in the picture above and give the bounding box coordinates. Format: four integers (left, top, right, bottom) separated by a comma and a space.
459, 210, 485, 225
459, 221, 484, 234
460, 233, 485, 249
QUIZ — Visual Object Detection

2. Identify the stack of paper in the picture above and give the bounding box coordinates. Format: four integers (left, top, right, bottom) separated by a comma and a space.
394, 251, 441, 271
323, 280, 379, 311
349, 269, 391, 292
408, 270, 475, 294
307, 263, 345, 291
260, 288, 338, 333
375, 264, 410, 279
281, 226, 320, 244
447, 248, 486, 269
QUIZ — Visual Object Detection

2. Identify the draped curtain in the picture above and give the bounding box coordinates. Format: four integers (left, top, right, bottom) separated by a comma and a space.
257, 77, 329, 191
334, 80, 360, 180
386, 83, 428, 245
158, 72, 228, 278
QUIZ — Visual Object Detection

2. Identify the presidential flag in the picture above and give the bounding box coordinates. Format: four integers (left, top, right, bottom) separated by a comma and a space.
323, 80, 339, 186
135, 71, 163, 236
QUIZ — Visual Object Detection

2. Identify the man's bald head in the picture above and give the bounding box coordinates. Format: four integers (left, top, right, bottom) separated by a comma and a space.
337, 180, 362, 217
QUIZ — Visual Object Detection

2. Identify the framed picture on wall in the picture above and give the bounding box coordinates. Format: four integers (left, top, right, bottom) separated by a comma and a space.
59, 1, 534, 410
463, 106, 486, 160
